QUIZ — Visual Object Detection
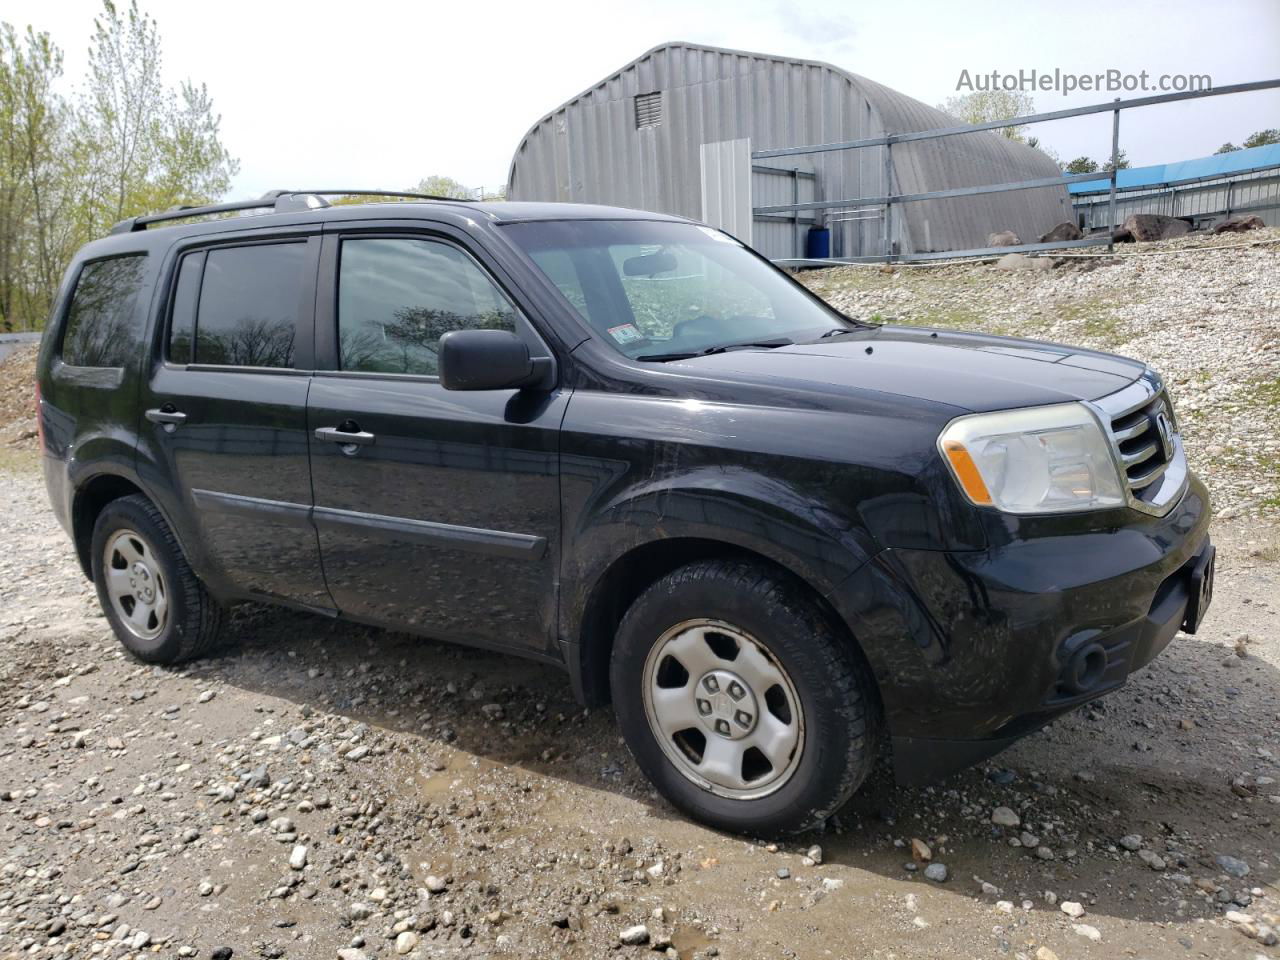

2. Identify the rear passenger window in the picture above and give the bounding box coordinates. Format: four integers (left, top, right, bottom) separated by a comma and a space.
194, 243, 305, 368
167, 252, 203, 364
337, 238, 518, 376
61, 255, 147, 367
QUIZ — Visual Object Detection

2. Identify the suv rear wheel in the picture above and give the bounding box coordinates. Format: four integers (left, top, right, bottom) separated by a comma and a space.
610, 559, 877, 835
91, 494, 226, 664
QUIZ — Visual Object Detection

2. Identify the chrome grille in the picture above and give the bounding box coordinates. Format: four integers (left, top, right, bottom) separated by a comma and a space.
1110, 393, 1174, 494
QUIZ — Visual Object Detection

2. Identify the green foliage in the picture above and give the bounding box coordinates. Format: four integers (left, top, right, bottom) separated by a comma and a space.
1063, 156, 1098, 174
936, 90, 1035, 141
1103, 150, 1130, 172
412, 175, 475, 200
1243, 128, 1279, 149
1215, 142, 1241, 154
0, 1, 237, 330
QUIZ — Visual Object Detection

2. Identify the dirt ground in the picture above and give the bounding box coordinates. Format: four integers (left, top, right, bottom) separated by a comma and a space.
1, 263, 1278, 960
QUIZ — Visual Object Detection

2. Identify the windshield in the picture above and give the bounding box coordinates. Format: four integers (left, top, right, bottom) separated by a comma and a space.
501, 220, 853, 359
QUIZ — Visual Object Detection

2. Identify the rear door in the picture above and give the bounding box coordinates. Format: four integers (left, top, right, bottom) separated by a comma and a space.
306, 226, 566, 653
135, 231, 330, 610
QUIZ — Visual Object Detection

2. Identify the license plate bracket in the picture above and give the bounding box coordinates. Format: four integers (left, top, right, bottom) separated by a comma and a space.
1181, 543, 1215, 634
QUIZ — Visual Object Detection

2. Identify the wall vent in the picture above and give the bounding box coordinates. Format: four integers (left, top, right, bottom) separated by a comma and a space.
634, 91, 663, 129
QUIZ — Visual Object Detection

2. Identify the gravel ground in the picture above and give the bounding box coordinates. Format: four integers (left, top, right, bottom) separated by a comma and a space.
2, 236, 1278, 959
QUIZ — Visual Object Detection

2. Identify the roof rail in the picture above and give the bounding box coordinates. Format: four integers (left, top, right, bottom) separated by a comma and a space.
108, 188, 475, 234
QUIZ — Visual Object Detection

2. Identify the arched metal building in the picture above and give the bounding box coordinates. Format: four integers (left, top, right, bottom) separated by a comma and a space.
508, 42, 1070, 260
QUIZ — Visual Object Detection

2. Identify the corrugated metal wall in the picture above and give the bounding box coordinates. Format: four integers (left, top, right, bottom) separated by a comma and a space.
1073, 169, 1280, 230
508, 43, 1070, 258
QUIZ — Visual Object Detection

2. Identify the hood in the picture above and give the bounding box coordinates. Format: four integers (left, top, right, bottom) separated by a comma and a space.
672, 325, 1146, 413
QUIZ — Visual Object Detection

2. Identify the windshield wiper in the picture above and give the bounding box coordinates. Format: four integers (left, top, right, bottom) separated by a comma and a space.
818, 326, 856, 338
636, 337, 793, 362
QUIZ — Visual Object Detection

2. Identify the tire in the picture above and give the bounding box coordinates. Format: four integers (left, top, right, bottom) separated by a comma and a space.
90, 494, 226, 664
610, 558, 878, 835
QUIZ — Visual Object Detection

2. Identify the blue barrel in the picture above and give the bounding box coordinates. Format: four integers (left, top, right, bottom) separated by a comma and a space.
805, 227, 831, 259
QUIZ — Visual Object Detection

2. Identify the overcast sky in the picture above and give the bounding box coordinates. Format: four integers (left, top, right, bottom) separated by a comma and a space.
7, 0, 1279, 199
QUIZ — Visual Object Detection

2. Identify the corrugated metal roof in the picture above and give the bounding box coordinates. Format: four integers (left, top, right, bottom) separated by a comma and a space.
1069, 142, 1280, 194
508, 42, 1070, 257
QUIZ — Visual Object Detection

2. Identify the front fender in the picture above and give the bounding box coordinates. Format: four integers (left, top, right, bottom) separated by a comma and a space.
560, 466, 880, 648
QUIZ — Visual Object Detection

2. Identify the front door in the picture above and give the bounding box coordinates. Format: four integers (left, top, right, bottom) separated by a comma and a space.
307, 230, 566, 652
136, 233, 330, 609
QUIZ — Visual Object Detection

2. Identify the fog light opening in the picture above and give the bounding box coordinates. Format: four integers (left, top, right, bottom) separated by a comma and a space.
1066, 642, 1107, 694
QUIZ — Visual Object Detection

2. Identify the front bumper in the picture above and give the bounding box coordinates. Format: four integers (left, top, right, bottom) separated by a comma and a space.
831, 475, 1212, 785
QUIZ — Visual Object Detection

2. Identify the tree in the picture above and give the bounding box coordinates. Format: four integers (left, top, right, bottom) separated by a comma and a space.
0, 24, 68, 330
936, 90, 1035, 141
1103, 150, 1130, 172
77, 0, 237, 235
0, 2, 238, 329
1215, 142, 1241, 154
1243, 128, 1280, 149
1064, 156, 1098, 174
411, 175, 474, 200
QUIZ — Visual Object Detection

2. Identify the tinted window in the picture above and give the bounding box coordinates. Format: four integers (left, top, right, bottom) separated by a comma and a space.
61, 255, 147, 367
195, 243, 305, 367
167, 252, 203, 364
338, 238, 518, 376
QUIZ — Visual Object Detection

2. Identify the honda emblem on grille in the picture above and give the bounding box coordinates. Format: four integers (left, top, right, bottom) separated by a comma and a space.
1154, 410, 1175, 460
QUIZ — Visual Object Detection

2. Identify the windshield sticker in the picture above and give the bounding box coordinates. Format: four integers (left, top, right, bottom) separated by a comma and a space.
697, 226, 739, 244
607, 323, 644, 345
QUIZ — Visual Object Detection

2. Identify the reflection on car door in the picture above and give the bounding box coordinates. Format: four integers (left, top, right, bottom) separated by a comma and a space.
136, 235, 330, 609
307, 231, 566, 653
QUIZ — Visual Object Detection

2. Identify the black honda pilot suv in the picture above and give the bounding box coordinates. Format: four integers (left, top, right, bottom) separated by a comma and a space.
37, 190, 1214, 834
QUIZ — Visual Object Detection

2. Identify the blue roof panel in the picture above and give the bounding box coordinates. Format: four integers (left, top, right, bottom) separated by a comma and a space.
1069, 141, 1280, 194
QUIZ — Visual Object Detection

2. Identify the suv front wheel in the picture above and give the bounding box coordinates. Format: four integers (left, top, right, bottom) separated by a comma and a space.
91, 494, 226, 664
610, 559, 878, 835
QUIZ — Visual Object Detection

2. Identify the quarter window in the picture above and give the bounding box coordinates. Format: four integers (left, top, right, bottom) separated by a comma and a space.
61, 255, 148, 367
337, 238, 518, 376
194, 243, 305, 368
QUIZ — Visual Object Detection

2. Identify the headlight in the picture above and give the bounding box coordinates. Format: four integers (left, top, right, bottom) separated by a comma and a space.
938, 403, 1125, 514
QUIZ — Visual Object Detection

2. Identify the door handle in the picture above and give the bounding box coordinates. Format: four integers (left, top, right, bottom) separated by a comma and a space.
145, 406, 187, 427
314, 425, 376, 446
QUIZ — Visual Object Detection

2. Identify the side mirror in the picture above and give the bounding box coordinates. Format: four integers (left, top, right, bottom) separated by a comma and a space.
438, 329, 551, 391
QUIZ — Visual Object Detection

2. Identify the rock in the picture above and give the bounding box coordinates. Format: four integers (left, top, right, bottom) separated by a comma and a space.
1034, 948, 1060, 960
337, 951, 368, 960
424, 874, 448, 894
1217, 855, 1251, 878
1226, 910, 1254, 924
345, 745, 370, 762
991, 806, 1021, 828
910, 838, 932, 863
776, 867, 790, 879
394, 931, 419, 954
1138, 849, 1166, 870
987, 231, 1022, 247
1039, 221, 1083, 243
211, 949, 233, 960
806, 844, 823, 865
1213, 215, 1266, 234
1035, 846, 1055, 861
349, 902, 374, 921
924, 863, 948, 883
619, 924, 650, 945
1123, 213, 1191, 242
1119, 834, 1143, 851
994, 253, 1056, 272
1073, 923, 1102, 942
197, 690, 216, 703
289, 845, 308, 870
480, 703, 504, 721
1061, 901, 1086, 919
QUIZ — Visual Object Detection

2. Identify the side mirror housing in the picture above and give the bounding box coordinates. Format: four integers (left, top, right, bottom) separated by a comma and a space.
438, 329, 551, 391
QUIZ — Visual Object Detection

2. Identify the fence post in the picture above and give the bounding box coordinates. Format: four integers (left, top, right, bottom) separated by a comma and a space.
1107, 99, 1120, 253
883, 138, 894, 262
792, 167, 801, 259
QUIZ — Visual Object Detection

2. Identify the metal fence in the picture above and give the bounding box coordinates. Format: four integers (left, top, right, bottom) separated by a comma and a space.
1072, 162, 1280, 232
753, 79, 1280, 265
